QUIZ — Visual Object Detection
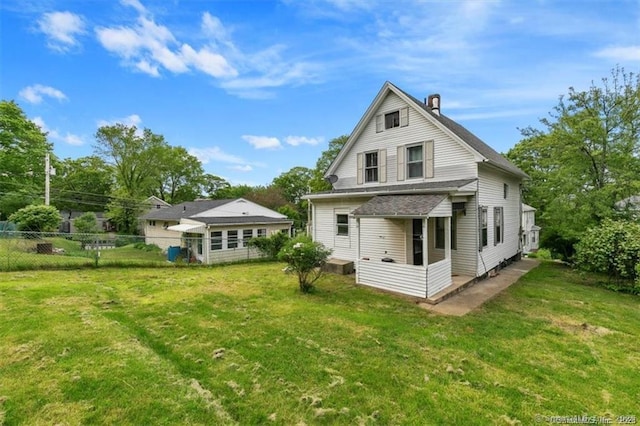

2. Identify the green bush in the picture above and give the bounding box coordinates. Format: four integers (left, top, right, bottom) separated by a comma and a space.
9, 204, 61, 234
575, 219, 640, 293
248, 232, 290, 259
277, 235, 332, 293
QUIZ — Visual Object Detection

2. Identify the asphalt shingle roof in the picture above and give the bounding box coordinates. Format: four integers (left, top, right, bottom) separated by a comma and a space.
310, 178, 476, 196
141, 199, 234, 221
193, 216, 292, 225
392, 83, 529, 179
352, 194, 448, 217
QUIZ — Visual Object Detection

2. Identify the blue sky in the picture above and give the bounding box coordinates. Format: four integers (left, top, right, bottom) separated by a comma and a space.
2, 0, 639, 186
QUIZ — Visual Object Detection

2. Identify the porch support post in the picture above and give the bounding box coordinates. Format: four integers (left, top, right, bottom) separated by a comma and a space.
423, 217, 428, 298
355, 217, 361, 283
446, 216, 451, 259
422, 217, 428, 266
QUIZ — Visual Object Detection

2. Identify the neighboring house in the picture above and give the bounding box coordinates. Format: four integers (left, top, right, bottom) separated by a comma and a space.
304, 81, 528, 299
521, 204, 540, 253
139, 196, 172, 234
141, 198, 293, 264
59, 211, 115, 233
615, 195, 640, 220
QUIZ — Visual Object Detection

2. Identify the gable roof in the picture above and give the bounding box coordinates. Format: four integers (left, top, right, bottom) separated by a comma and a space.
326, 81, 528, 179
141, 199, 235, 221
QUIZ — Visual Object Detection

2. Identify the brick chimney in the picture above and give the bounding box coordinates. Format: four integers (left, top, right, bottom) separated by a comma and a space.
427, 94, 441, 116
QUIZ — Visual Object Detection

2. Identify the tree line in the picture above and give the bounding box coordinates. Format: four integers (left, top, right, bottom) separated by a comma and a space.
0, 99, 347, 234
2, 66, 638, 260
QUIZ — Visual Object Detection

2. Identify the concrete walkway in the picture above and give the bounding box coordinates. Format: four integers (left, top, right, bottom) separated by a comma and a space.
420, 258, 540, 316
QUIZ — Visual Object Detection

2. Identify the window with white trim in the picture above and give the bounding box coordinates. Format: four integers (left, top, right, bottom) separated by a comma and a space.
494, 207, 504, 245
336, 214, 349, 236
385, 111, 400, 129
365, 151, 378, 182
243, 229, 253, 246
211, 231, 222, 251
407, 144, 423, 179
480, 207, 488, 249
228, 230, 238, 249
257, 228, 267, 237
149, 220, 156, 227
503, 183, 509, 199
375, 107, 409, 132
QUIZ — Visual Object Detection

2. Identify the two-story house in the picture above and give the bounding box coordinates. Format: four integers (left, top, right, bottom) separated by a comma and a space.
304, 82, 528, 300
521, 204, 540, 253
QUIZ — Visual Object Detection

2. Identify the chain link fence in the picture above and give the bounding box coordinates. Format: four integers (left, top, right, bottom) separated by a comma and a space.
0, 230, 267, 272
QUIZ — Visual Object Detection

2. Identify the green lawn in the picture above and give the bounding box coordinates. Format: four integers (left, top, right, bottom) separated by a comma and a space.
0, 262, 638, 425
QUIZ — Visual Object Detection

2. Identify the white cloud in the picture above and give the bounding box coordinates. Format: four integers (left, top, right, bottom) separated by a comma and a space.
94, 1, 315, 96
594, 45, 640, 62
32, 116, 84, 146
37, 11, 86, 52
284, 136, 323, 146
242, 135, 282, 150
95, 6, 236, 78
97, 113, 142, 128
228, 165, 253, 172
188, 146, 248, 165
19, 84, 67, 104
120, 0, 147, 15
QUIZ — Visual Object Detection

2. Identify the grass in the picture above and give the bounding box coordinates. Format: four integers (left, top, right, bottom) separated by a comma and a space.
0, 261, 638, 424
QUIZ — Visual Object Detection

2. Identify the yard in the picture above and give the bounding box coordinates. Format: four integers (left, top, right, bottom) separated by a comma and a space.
0, 262, 638, 424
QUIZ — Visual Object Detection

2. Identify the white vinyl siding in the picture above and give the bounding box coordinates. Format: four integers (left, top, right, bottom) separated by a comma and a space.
357, 261, 427, 298
331, 92, 477, 190
450, 195, 478, 277
359, 218, 406, 263
476, 166, 521, 276
427, 259, 452, 297
311, 198, 366, 261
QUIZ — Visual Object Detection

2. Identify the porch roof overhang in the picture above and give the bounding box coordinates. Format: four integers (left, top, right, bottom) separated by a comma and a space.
166, 223, 205, 233
303, 178, 477, 200
352, 194, 448, 218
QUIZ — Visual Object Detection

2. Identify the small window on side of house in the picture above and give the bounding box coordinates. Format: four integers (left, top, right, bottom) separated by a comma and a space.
406, 144, 424, 179
228, 230, 238, 249
385, 111, 400, 129
494, 207, 504, 245
211, 231, 222, 251
481, 207, 488, 248
336, 214, 349, 236
365, 151, 378, 182
504, 183, 509, 199
243, 229, 253, 246
257, 228, 267, 237
149, 220, 156, 227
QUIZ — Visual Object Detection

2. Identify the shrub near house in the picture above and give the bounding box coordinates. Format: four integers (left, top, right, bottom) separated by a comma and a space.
575, 219, 640, 294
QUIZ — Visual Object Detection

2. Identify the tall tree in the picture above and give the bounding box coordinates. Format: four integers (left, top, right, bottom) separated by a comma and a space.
51, 156, 114, 212
309, 135, 348, 192
507, 67, 640, 258
151, 146, 205, 204
94, 124, 167, 233
272, 166, 313, 205
202, 174, 231, 198
94, 124, 166, 197
0, 101, 51, 218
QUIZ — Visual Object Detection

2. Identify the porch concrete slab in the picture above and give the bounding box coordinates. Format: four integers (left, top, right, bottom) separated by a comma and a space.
419, 258, 540, 316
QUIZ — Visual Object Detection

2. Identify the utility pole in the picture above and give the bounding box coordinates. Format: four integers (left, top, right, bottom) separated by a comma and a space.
45, 153, 50, 206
